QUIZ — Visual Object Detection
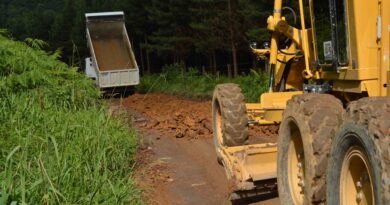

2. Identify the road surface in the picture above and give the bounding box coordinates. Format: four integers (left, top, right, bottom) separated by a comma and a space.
111, 93, 280, 205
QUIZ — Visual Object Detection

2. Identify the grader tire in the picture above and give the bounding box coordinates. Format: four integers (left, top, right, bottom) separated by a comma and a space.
212, 83, 248, 152
277, 94, 344, 205
327, 97, 390, 205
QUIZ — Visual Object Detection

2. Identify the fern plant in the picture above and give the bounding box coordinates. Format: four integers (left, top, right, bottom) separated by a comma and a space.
0, 34, 142, 204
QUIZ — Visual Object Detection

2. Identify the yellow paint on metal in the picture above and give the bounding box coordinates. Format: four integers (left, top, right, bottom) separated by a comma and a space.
332, 80, 380, 95
246, 103, 262, 110
262, 110, 284, 124
269, 0, 283, 65
340, 147, 374, 205
388, 71, 390, 96
246, 91, 302, 125
274, 46, 298, 81
363, 81, 381, 96
219, 0, 390, 197
252, 0, 389, 97
260, 91, 302, 109
288, 128, 305, 204
384, 0, 389, 97
244, 147, 278, 181
320, 69, 378, 81
298, 0, 313, 79
285, 59, 305, 90
218, 143, 278, 191
246, 104, 281, 124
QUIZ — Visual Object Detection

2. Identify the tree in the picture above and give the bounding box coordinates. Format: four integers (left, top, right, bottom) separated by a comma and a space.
190, 0, 225, 73
146, 0, 193, 65
121, 0, 155, 74
190, 0, 248, 77
238, 0, 272, 43
0, 0, 279, 75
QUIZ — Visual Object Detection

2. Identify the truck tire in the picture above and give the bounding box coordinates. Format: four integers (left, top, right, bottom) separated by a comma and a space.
212, 83, 248, 154
327, 97, 390, 205
277, 94, 344, 205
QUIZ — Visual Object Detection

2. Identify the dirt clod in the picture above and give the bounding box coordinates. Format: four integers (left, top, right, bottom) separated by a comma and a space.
112, 93, 278, 143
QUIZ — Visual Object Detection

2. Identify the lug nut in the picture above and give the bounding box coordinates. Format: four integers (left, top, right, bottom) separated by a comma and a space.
356, 192, 363, 202
356, 181, 362, 189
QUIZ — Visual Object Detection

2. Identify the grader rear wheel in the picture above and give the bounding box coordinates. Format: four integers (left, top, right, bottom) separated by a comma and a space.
212, 84, 248, 158
327, 97, 390, 205
277, 94, 344, 205
340, 147, 374, 205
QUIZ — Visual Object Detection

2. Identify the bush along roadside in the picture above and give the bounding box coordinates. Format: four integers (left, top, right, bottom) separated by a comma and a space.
136, 63, 269, 103
0, 34, 142, 204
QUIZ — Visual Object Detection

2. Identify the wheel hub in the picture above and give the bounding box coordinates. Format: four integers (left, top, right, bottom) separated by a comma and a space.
288, 130, 305, 204
340, 147, 374, 205
297, 154, 304, 190
215, 105, 224, 146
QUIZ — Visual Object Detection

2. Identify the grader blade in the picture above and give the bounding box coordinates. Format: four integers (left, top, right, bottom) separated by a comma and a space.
217, 142, 278, 199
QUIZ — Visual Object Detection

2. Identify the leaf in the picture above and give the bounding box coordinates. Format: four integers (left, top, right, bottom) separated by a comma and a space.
6, 145, 21, 162
0, 29, 8, 35
49, 136, 60, 166
24, 38, 48, 50
0, 191, 9, 205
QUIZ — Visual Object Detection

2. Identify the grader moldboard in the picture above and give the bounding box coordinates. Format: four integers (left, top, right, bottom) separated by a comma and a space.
212, 0, 389, 204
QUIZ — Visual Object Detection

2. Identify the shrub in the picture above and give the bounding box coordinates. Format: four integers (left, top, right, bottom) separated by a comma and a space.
0, 35, 142, 204
137, 63, 269, 102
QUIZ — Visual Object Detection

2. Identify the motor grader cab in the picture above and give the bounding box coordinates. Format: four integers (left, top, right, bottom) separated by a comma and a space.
212, 0, 389, 204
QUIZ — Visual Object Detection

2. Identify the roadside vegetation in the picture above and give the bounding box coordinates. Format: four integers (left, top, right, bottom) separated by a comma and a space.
136, 64, 269, 103
0, 34, 142, 204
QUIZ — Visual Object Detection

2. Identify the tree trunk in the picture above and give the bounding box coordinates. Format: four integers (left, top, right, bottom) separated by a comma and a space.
212, 50, 217, 74
231, 43, 238, 77
209, 55, 213, 73
140, 40, 145, 75
227, 64, 232, 78
209, 51, 217, 74
144, 35, 151, 74
227, 0, 238, 77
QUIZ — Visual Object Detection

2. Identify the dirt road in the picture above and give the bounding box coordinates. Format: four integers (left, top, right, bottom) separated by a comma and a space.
111, 93, 279, 205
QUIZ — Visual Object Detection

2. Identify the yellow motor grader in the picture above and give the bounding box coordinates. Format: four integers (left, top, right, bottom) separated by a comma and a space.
212, 0, 389, 204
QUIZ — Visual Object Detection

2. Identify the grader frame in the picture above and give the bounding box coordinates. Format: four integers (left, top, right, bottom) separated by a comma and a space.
215, 0, 389, 201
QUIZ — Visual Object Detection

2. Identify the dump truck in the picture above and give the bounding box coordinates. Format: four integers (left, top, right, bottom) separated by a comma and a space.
85, 11, 139, 95
212, 0, 389, 204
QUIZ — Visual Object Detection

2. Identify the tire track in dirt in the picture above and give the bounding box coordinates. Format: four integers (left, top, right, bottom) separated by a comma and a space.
110, 93, 279, 205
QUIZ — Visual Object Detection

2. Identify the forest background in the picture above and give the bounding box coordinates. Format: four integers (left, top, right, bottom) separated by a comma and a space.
0, 0, 302, 76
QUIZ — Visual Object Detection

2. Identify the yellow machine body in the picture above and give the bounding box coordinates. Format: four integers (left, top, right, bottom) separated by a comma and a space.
219, 0, 389, 196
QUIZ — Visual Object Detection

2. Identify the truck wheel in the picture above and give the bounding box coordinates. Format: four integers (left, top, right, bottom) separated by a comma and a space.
327, 97, 390, 205
212, 83, 248, 157
277, 94, 344, 205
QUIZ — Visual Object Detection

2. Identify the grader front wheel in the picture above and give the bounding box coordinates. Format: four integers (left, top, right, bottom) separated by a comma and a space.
277, 94, 344, 205
327, 97, 390, 205
212, 84, 248, 158
287, 127, 305, 204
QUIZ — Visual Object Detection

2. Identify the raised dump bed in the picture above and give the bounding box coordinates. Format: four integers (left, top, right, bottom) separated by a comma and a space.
85, 11, 139, 92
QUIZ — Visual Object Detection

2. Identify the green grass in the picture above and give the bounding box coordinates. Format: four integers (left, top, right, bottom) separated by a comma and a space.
136, 63, 269, 102
0, 34, 142, 204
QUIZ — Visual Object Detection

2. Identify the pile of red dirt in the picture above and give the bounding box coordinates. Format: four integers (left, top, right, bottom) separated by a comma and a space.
112, 93, 278, 143
113, 93, 212, 139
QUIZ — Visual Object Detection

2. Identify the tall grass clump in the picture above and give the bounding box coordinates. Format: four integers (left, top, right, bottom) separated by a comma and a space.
136, 63, 268, 102
0, 34, 142, 204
